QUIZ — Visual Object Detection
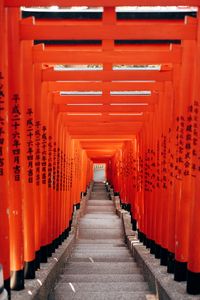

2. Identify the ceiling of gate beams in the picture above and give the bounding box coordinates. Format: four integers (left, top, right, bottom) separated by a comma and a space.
8, 1, 198, 160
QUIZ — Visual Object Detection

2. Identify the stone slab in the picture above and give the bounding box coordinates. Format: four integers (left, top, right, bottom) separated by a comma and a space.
52, 291, 154, 300
59, 273, 145, 283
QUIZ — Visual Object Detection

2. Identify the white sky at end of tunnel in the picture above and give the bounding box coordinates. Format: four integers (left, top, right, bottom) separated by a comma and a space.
21, 6, 198, 12
54, 65, 162, 71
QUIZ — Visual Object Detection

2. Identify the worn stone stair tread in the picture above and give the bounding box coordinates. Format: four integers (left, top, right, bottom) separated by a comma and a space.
72, 249, 131, 254
63, 263, 141, 274
79, 224, 122, 229
76, 239, 124, 244
70, 257, 134, 262
87, 200, 113, 205
54, 291, 153, 300
85, 211, 116, 214
75, 244, 126, 248
79, 219, 121, 223
82, 215, 119, 220
59, 274, 145, 283
78, 234, 123, 238
55, 282, 149, 293
72, 249, 132, 257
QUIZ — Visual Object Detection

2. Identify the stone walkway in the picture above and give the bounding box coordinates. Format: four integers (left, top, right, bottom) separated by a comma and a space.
52, 182, 155, 300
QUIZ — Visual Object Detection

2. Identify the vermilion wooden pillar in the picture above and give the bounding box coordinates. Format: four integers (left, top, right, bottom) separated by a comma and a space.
187, 9, 200, 294
21, 40, 36, 279
173, 40, 196, 282
7, 7, 24, 290
0, 2, 10, 294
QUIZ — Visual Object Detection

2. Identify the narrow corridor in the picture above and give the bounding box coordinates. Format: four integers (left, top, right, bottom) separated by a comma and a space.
1, 3, 200, 298
51, 182, 154, 300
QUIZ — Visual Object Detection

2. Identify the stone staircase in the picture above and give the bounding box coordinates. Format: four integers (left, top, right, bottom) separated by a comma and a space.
51, 182, 155, 300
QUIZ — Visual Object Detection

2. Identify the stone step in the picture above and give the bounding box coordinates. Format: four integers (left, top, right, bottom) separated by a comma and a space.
64, 262, 141, 274
70, 256, 134, 262
85, 210, 116, 215
90, 196, 109, 200
76, 239, 124, 244
82, 214, 119, 219
79, 219, 121, 227
78, 228, 123, 239
75, 243, 126, 248
54, 282, 149, 293
92, 190, 107, 192
73, 248, 130, 253
53, 291, 154, 300
59, 273, 145, 283
87, 200, 113, 206
86, 206, 115, 212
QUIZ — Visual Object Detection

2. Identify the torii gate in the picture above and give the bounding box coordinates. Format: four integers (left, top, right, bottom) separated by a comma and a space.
1, 1, 200, 297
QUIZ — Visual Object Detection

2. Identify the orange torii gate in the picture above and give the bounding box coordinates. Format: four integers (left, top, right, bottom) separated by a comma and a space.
4, 0, 200, 6
1, 1, 200, 297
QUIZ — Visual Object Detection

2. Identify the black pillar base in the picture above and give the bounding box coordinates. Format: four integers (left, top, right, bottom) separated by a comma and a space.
146, 237, 151, 249
131, 218, 137, 231
47, 243, 54, 257
154, 243, 161, 259
167, 252, 175, 274
160, 247, 169, 266
52, 239, 57, 251
10, 270, 24, 290
40, 245, 48, 263
24, 259, 35, 279
35, 249, 41, 269
187, 270, 200, 295
4, 278, 10, 299
61, 232, 65, 242
138, 230, 144, 243
150, 240, 156, 255
58, 234, 62, 246
174, 260, 187, 281
143, 234, 147, 246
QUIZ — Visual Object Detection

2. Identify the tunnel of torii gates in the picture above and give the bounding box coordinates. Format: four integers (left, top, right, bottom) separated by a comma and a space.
2, 0, 200, 297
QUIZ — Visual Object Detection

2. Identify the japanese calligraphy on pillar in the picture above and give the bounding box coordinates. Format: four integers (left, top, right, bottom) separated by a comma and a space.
151, 150, 156, 190
60, 150, 63, 192
48, 136, 53, 189
56, 147, 60, 191
144, 149, 150, 192
156, 141, 160, 188
41, 125, 47, 185
0, 72, 5, 176
53, 142, 56, 190
191, 101, 199, 176
183, 105, 193, 176
175, 116, 185, 180
11, 94, 21, 181
138, 156, 144, 191
26, 108, 34, 183
35, 121, 41, 186
167, 128, 174, 186
161, 135, 167, 189
63, 153, 66, 191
